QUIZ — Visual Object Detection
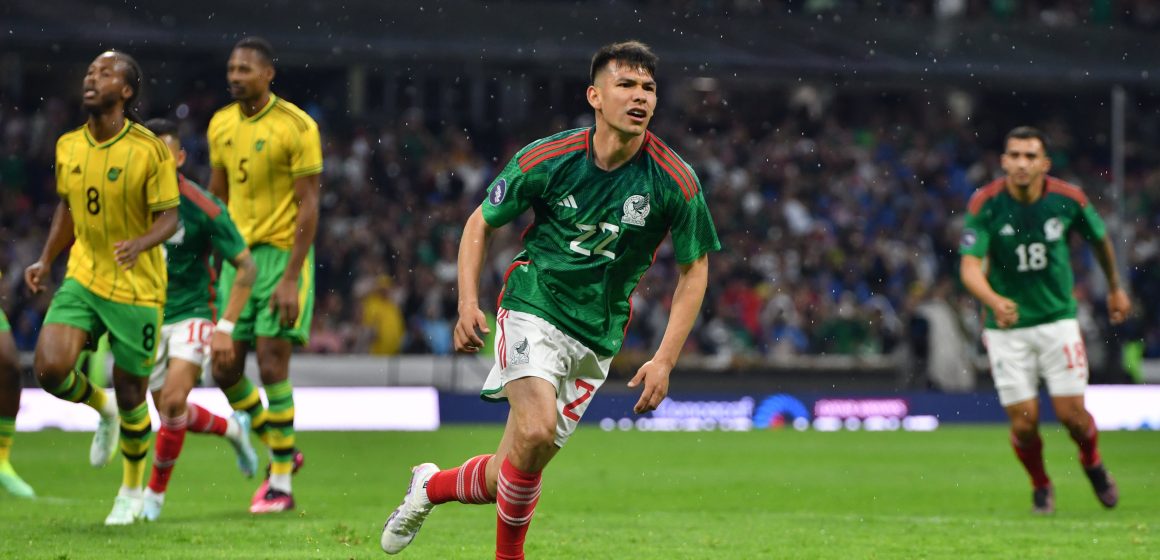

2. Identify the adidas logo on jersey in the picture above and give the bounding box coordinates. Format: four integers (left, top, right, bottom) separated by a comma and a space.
556, 195, 578, 209
999, 224, 1015, 236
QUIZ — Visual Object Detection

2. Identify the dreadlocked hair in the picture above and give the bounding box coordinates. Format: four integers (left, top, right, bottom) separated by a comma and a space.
111, 51, 144, 123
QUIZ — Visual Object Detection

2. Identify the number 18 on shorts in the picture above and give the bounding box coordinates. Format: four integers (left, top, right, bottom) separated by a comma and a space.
984, 318, 1088, 406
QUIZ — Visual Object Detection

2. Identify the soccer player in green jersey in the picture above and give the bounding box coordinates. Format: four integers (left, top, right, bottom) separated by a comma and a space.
960, 126, 1132, 514
382, 41, 720, 558
24, 51, 180, 525
138, 118, 260, 521
207, 37, 322, 513
0, 303, 35, 498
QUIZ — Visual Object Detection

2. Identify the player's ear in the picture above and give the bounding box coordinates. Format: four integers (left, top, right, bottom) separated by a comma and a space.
264, 65, 276, 84
586, 84, 601, 111
176, 147, 187, 169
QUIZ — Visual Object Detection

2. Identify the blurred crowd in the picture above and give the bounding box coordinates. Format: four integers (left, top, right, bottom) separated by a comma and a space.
625, 0, 1160, 28
3, 85, 1160, 378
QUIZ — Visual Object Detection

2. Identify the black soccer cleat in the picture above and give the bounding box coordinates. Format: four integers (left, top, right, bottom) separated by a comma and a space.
1083, 463, 1119, 509
1032, 485, 1055, 515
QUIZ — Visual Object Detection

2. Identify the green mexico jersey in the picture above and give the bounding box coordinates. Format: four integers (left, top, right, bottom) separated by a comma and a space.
162, 175, 248, 324
960, 177, 1106, 329
482, 128, 721, 355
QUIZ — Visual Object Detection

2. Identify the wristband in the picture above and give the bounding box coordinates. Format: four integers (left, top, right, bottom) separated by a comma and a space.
215, 319, 236, 336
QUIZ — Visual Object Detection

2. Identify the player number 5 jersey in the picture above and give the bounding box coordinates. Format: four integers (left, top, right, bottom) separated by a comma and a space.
208, 94, 323, 249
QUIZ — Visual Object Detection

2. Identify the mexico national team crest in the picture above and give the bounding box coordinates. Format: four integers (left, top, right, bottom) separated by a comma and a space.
510, 337, 530, 365
621, 194, 650, 227
489, 178, 508, 206
1044, 217, 1064, 241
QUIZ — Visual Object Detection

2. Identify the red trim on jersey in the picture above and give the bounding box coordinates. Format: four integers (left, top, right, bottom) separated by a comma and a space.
497, 308, 509, 369
646, 142, 694, 201
648, 136, 698, 198
519, 141, 587, 173
178, 174, 222, 219
967, 179, 1005, 215
1046, 177, 1089, 207
496, 260, 531, 311
517, 131, 588, 169
517, 131, 586, 166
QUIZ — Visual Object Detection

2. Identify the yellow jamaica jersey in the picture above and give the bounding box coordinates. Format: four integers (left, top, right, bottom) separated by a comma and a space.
55, 120, 180, 306
208, 94, 323, 249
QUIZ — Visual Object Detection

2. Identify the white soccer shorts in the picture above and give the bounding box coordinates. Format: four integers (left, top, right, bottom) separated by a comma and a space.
983, 318, 1089, 407
481, 308, 612, 447
148, 317, 215, 392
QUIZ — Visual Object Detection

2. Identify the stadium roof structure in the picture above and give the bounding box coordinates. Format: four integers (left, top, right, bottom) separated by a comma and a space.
4, 0, 1158, 89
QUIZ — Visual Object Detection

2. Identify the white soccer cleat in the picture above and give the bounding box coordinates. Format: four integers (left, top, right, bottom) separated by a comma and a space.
104, 494, 144, 526
90, 410, 120, 467
381, 463, 439, 555
142, 488, 165, 521
228, 411, 259, 478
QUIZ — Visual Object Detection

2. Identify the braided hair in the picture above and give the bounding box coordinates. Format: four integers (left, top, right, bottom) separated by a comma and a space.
110, 51, 144, 123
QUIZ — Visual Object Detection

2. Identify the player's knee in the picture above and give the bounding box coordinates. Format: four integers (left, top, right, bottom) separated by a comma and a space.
1010, 417, 1038, 439
32, 350, 71, 387
515, 422, 557, 452
211, 361, 243, 387
256, 361, 288, 385
1057, 409, 1089, 432
158, 389, 186, 418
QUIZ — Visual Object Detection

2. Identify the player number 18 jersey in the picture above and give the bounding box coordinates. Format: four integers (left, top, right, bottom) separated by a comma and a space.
960, 177, 1107, 329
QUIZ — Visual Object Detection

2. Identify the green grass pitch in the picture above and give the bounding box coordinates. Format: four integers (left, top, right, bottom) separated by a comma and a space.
1, 426, 1157, 559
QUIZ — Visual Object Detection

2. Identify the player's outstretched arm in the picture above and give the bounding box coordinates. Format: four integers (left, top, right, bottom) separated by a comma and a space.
453, 205, 495, 353
1091, 237, 1131, 324
25, 201, 76, 293
114, 208, 178, 270
270, 173, 321, 327
212, 248, 257, 364
630, 253, 709, 414
960, 255, 1018, 328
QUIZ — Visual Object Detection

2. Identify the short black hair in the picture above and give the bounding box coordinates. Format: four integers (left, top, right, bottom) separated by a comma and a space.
144, 117, 178, 139
234, 36, 276, 66
1005, 126, 1050, 154
590, 41, 658, 84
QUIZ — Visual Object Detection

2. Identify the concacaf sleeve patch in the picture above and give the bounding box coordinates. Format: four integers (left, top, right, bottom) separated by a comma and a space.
488, 178, 507, 206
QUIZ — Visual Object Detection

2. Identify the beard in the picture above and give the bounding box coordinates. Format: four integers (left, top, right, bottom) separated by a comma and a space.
82, 92, 121, 116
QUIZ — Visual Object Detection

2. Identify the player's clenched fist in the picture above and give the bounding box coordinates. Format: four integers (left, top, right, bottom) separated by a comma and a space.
24, 261, 48, 294
991, 296, 1019, 328
1107, 288, 1131, 325
454, 303, 490, 353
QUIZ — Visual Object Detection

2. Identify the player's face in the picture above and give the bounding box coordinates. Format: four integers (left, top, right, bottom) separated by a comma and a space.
158, 134, 187, 169
227, 48, 274, 102
82, 52, 131, 113
588, 61, 657, 137
1001, 137, 1051, 189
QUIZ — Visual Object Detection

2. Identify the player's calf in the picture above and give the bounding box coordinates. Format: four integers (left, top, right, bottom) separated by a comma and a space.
425, 454, 495, 505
